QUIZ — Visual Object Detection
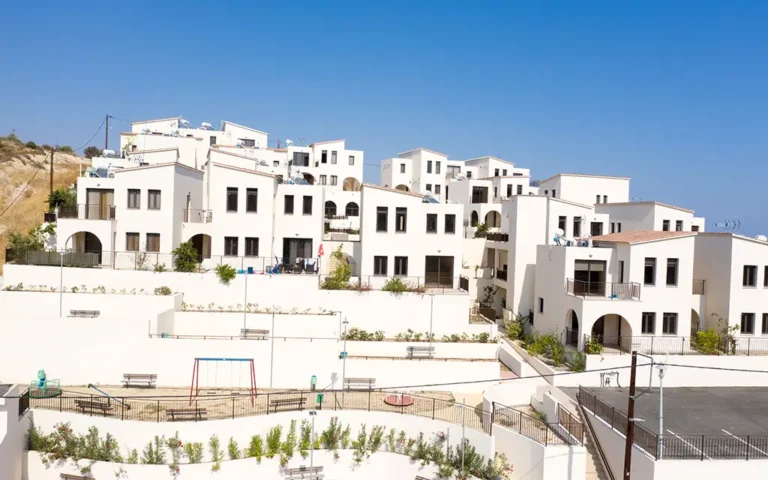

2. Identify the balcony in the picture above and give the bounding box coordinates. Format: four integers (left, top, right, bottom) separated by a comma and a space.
486, 232, 509, 242
325, 214, 349, 220
183, 209, 213, 223
495, 269, 508, 281
58, 204, 115, 221
567, 278, 641, 301
693, 279, 705, 295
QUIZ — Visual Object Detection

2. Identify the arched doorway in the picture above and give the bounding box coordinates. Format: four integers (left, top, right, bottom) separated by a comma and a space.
691, 309, 701, 335
591, 314, 632, 353
302, 173, 315, 185
189, 234, 212, 262
395, 184, 410, 192
343, 177, 361, 192
324, 201, 337, 217
485, 210, 501, 228
345, 202, 359, 217
471, 211, 479, 227
566, 310, 579, 346
68, 231, 103, 263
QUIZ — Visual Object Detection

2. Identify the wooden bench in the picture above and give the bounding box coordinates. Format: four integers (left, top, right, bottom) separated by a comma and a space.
407, 346, 435, 359
61, 474, 93, 480
69, 309, 100, 318
74, 399, 113, 415
122, 373, 157, 388
269, 396, 306, 413
240, 328, 270, 340
284, 465, 324, 479
344, 377, 376, 390
166, 408, 208, 421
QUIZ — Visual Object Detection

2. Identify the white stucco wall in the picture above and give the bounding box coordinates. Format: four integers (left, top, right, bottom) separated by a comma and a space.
0, 385, 29, 480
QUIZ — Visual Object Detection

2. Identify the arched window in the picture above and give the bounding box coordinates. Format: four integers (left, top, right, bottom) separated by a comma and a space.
471, 211, 479, 227
345, 202, 360, 217
324, 201, 337, 216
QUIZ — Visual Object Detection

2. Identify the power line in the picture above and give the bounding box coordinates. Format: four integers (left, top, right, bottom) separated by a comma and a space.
72, 118, 106, 152
0, 161, 44, 219
106, 115, 131, 123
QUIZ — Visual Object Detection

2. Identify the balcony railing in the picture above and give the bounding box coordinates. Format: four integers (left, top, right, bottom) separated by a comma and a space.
58, 204, 115, 220
693, 279, 705, 295
183, 209, 213, 223
325, 214, 349, 220
486, 232, 509, 242
567, 278, 641, 300
530, 179, 541, 187
495, 269, 508, 281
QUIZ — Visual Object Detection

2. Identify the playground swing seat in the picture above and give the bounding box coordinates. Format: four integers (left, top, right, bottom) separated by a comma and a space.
28, 369, 61, 398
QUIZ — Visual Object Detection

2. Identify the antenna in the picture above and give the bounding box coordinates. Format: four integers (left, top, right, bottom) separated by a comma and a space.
714, 220, 741, 231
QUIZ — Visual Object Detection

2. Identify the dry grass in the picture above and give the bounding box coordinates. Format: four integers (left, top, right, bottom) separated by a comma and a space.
0, 135, 87, 274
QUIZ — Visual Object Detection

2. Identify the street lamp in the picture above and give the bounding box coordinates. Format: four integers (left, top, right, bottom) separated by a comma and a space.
428, 295, 434, 351
309, 410, 317, 468
655, 363, 667, 459
341, 318, 349, 407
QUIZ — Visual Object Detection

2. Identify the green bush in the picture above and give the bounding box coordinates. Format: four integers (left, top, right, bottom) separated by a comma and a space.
183, 442, 204, 463
154, 286, 172, 296
695, 328, 721, 355
266, 426, 282, 458
57, 145, 74, 153
584, 341, 604, 355
25, 141, 38, 149
227, 437, 240, 460
6, 225, 46, 262
172, 242, 198, 272
245, 435, 264, 462
215, 263, 237, 284
526, 332, 566, 366
83, 146, 103, 159
474, 223, 489, 238
505, 318, 524, 340
382, 277, 409, 293
569, 352, 586, 372
47, 186, 76, 212
320, 246, 352, 290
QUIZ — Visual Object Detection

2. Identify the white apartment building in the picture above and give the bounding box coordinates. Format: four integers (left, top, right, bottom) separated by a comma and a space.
595, 201, 706, 233
539, 173, 630, 206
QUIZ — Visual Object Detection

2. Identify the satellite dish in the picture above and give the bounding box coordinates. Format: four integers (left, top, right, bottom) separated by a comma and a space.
756, 235, 767, 242
259, 160, 269, 166
555, 228, 565, 238
285, 139, 294, 146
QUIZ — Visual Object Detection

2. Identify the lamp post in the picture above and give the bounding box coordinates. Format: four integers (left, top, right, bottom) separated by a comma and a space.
428, 295, 434, 350
341, 318, 349, 408
461, 397, 466, 477
269, 304, 276, 388
655, 363, 667, 459
309, 410, 317, 468
242, 273, 248, 331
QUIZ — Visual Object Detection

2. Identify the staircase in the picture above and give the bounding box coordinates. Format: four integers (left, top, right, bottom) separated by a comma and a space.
574, 407, 612, 480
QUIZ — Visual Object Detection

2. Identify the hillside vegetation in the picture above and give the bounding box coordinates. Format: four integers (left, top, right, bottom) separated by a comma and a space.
0, 133, 87, 274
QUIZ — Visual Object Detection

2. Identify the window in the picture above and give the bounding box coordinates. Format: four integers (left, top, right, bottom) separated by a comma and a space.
349, 156, 355, 165
765, 266, 768, 287
319, 175, 327, 185
209, 136, 216, 146
321, 150, 327, 164
400, 163, 406, 173
494, 168, 500, 177
741, 313, 756, 334
644, 258, 656, 285
346, 202, 359, 217
148, 190, 161, 210
145, 233, 160, 252
763, 314, 768, 334
573, 218, 582, 237
544, 190, 548, 195
127, 189, 140, 209
376, 207, 388, 232
273, 160, 280, 167
595, 195, 600, 204
394, 256, 408, 276
331, 151, 337, 164
611, 222, 616, 234
426, 213, 438, 233
494, 187, 498, 198
302, 196, 312, 215
675, 220, 683, 231
662, 220, 670, 231
436, 162, 441, 174
293, 152, 309, 167
434, 185, 441, 195
617, 223, 622, 233
427, 161, 433, 174
395, 207, 407, 232
126, 232, 139, 252
325, 201, 337, 216
503, 169, 507, 176
466, 171, 472, 179
538, 297, 544, 313
641, 312, 656, 334
240, 138, 256, 147
558, 216, 567, 234
552, 189, 556, 198
426, 184, 432, 192
330, 175, 338, 186
284, 195, 294, 214
246, 188, 258, 213
245, 237, 259, 257
226, 187, 238, 212
590, 222, 603, 236
666, 258, 679, 286
743, 265, 757, 287
692, 225, 700, 232
507, 185, 512, 197
374, 256, 388, 275
517, 185, 523, 195
662, 313, 678, 335
445, 214, 456, 234
603, 195, 608, 203
224, 236, 239, 256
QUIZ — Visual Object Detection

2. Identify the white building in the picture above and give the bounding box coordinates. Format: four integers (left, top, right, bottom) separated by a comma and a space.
538, 173, 630, 206
595, 201, 706, 233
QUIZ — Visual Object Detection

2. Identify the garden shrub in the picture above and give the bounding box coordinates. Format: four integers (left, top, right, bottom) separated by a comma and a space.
172, 242, 198, 273
215, 263, 237, 285
154, 286, 172, 295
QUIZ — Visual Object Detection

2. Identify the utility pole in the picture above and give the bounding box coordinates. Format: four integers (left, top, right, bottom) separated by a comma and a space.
623, 351, 638, 479
49, 148, 54, 197
105, 114, 109, 150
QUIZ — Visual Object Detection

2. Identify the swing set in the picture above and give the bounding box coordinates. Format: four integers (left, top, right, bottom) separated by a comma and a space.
188, 357, 257, 406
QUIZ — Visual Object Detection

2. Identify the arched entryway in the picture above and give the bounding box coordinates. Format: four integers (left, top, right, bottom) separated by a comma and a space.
590, 314, 632, 353
691, 308, 701, 335
324, 201, 337, 217
395, 184, 410, 192
345, 202, 359, 217
565, 309, 579, 346
485, 210, 501, 228
343, 177, 361, 192
67, 231, 103, 263
188, 234, 212, 262
302, 173, 316, 185
471, 211, 479, 227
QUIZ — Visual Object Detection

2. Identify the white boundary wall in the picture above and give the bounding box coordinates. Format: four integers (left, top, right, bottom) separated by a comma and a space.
494, 424, 586, 480
1, 386, 30, 480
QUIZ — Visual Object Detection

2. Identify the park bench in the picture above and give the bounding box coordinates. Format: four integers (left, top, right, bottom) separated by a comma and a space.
74, 399, 113, 415
407, 346, 435, 359
344, 377, 376, 390
122, 373, 157, 388
61, 474, 94, 480
284, 465, 324, 479
415, 477, 431, 480
166, 408, 208, 421
240, 328, 270, 340
269, 396, 306, 413
69, 309, 100, 318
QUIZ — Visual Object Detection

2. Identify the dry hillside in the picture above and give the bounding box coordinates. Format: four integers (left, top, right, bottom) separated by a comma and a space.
0, 134, 88, 274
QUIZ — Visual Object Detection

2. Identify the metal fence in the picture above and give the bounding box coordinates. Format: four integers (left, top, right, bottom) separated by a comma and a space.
567, 279, 641, 300
319, 275, 460, 293
578, 386, 768, 460
58, 204, 116, 220
5, 250, 101, 267
459, 275, 469, 292
26, 390, 568, 446
582, 334, 768, 356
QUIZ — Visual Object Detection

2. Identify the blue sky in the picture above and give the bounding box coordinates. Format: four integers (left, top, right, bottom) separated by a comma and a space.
1, 1, 766, 234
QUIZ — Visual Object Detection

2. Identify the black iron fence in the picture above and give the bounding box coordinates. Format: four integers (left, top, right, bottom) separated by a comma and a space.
579, 386, 768, 460
567, 278, 641, 300
459, 275, 469, 292
495, 269, 508, 281
582, 334, 768, 356
58, 204, 116, 220
486, 232, 509, 242
5, 249, 101, 267
27, 390, 570, 447
19, 391, 29, 418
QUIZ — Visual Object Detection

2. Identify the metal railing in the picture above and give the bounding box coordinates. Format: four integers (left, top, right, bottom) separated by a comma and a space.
26, 390, 569, 446
486, 232, 509, 242
567, 278, 641, 300
582, 334, 768, 356
182, 209, 213, 223
324, 214, 349, 220
319, 275, 461, 293
530, 179, 541, 187
459, 275, 469, 292
693, 279, 706, 295
495, 269, 508, 281
578, 386, 768, 460
5, 249, 101, 267
557, 404, 585, 445
58, 204, 116, 220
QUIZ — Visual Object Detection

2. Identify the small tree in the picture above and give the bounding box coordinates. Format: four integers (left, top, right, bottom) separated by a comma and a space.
83, 146, 103, 159
320, 246, 351, 290
47, 186, 76, 212
474, 223, 490, 238
215, 264, 237, 284
172, 242, 198, 272
6, 225, 47, 262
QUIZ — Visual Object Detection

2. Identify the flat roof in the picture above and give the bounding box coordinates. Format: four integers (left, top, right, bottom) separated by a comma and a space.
568, 386, 768, 435
130, 116, 180, 125
221, 121, 268, 136
464, 156, 515, 166
362, 183, 426, 198
597, 201, 694, 214
539, 172, 631, 184
309, 139, 345, 146
592, 230, 695, 245
397, 147, 448, 158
